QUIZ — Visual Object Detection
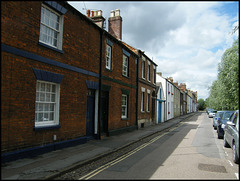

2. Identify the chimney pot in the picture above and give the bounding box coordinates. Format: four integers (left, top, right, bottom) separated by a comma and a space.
87, 9, 90, 17
115, 9, 120, 16
110, 10, 115, 17
98, 10, 102, 16
91, 11, 94, 17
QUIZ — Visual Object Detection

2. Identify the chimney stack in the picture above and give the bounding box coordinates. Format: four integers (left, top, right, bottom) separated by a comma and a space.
178, 83, 186, 92
157, 72, 162, 77
167, 77, 173, 83
173, 81, 178, 87
108, 9, 122, 40
87, 9, 105, 29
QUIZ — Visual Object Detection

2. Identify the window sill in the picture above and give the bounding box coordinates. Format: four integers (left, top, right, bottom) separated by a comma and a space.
38, 42, 64, 54
106, 68, 112, 72
34, 124, 61, 131
122, 74, 130, 79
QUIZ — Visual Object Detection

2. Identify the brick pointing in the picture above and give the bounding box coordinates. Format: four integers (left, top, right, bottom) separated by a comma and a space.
1, 1, 101, 152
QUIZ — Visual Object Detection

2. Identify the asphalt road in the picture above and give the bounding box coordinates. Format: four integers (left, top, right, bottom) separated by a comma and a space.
80, 112, 239, 180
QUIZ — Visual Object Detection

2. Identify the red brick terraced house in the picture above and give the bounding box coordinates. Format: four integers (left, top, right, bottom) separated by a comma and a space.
123, 43, 158, 128
88, 9, 139, 137
1, 1, 138, 163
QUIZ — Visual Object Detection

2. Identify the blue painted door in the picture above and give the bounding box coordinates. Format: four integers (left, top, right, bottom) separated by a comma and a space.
158, 101, 162, 123
86, 89, 95, 137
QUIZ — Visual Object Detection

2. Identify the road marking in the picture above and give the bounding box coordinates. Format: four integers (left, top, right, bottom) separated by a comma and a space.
228, 160, 233, 167
224, 151, 228, 157
78, 123, 184, 180
235, 173, 239, 179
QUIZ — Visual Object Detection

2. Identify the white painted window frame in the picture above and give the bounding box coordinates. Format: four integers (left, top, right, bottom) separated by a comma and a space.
39, 4, 64, 50
121, 94, 128, 119
106, 44, 112, 70
122, 54, 129, 77
35, 80, 60, 127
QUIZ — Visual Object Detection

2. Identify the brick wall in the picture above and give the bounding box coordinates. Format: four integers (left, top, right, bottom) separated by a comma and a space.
1, 1, 101, 74
101, 36, 137, 132
137, 53, 157, 127
1, 1, 101, 152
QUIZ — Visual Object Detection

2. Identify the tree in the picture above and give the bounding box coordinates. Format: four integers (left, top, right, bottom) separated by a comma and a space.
218, 38, 239, 109
206, 38, 239, 110
197, 98, 206, 110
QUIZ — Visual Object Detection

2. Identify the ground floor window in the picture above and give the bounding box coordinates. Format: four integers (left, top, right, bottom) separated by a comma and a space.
35, 80, 60, 127
121, 94, 128, 119
147, 92, 150, 112
141, 91, 145, 112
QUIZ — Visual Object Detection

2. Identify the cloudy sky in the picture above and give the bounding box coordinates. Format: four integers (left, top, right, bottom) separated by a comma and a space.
68, 1, 239, 100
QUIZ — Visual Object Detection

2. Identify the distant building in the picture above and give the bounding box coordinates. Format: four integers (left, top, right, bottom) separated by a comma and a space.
156, 73, 166, 123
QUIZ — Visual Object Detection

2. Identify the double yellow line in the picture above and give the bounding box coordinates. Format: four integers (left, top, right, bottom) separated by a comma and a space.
79, 122, 183, 180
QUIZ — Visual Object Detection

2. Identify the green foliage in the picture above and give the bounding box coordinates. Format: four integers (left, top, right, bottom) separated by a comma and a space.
197, 98, 206, 110
206, 38, 239, 110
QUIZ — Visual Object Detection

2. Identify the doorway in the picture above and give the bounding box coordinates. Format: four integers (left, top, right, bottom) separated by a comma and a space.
86, 89, 95, 137
100, 91, 109, 136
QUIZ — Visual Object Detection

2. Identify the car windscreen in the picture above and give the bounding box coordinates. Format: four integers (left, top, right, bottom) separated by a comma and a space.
216, 112, 224, 117
222, 112, 234, 120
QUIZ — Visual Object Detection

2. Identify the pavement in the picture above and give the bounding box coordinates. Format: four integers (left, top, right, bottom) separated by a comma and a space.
1, 113, 196, 180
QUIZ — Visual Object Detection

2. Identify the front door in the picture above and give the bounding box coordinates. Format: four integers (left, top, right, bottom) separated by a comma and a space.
86, 89, 95, 137
158, 101, 162, 123
100, 91, 109, 136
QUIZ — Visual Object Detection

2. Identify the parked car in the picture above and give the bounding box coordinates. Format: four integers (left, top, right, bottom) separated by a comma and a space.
207, 108, 214, 115
213, 111, 224, 130
224, 110, 239, 164
217, 111, 235, 139
208, 110, 217, 118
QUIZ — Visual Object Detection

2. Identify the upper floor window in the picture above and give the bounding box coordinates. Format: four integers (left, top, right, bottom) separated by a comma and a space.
147, 63, 151, 82
122, 54, 129, 77
106, 44, 112, 70
142, 58, 145, 79
39, 4, 63, 50
153, 65, 156, 84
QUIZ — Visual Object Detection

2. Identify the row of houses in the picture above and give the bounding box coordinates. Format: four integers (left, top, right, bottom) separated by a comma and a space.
156, 73, 197, 124
1, 1, 197, 162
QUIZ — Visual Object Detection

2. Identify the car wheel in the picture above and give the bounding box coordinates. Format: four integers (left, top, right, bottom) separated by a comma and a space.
217, 131, 222, 139
223, 133, 230, 148
233, 142, 239, 164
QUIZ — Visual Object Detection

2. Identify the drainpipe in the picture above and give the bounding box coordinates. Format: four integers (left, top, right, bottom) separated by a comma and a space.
165, 80, 167, 121
98, 29, 104, 140
136, 57, 139, 129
